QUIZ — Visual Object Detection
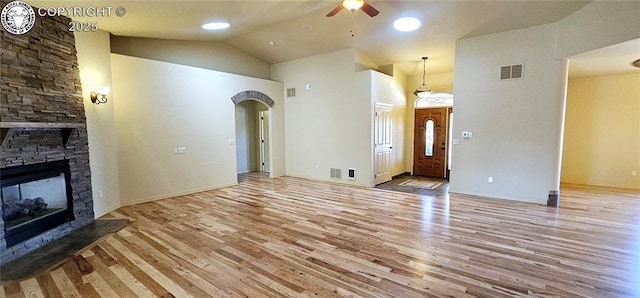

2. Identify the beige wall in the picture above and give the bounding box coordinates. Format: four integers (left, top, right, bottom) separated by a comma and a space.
271, 49, 374, 186
235, 101, 257, 174
235, 100, 270, 173
451, 23, 568, 203
407, 72, 454, 96
450, 0, 640, 204
111, 54, 284, 205
370, 70, 408, 177
74, 30, 121, 218
562, 73, 640, 189
110, 36, 271, 79
557, 1, 640, 59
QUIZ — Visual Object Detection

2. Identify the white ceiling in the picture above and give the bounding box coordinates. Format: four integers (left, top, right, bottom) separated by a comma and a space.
29, 0, 639, 77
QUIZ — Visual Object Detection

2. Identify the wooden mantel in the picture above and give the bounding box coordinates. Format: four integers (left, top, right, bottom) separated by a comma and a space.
0, 122, 86, 147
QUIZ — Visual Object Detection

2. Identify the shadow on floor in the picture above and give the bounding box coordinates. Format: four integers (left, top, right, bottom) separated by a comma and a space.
375, 173, 449, 196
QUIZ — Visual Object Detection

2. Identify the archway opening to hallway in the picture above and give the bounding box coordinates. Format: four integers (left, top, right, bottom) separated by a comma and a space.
230, 89, 277, 179
234, 100, 271, 175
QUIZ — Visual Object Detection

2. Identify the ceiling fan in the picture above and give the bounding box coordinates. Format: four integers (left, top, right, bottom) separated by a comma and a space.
326, 0, 380, 17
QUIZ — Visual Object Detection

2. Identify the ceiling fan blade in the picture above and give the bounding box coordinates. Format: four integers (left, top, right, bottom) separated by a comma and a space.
326, 4, 344, 17
361, 2, 380, 17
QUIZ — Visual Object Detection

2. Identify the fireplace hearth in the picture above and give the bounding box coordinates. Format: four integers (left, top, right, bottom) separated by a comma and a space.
1, 160, 74, 247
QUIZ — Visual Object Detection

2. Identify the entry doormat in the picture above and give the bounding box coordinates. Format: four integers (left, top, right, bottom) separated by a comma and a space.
399, 179, 442, 189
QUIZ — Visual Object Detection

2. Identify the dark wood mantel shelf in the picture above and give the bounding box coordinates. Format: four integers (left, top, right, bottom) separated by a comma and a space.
0, 122, 86, 147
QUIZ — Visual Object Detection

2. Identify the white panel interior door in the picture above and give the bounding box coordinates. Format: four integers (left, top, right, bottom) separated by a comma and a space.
374, 103, 392, 185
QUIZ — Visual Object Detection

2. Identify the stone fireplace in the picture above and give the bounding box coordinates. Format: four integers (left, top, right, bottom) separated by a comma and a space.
0, 3, 94, 264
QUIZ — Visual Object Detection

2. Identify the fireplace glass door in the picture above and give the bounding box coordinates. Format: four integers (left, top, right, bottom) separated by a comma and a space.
2, 173, 68, 229
1, 160, 74, 247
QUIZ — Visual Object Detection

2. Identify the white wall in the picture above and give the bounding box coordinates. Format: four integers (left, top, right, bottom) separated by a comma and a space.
74, 30, 121, 217
450, 23, 568, 203
111, 54, 284, 205
110, 36, 271, 80
271, 49, 373, 186
562, 74, 640, 189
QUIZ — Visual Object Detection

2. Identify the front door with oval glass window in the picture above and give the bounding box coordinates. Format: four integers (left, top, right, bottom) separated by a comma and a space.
414, 108, 448, 178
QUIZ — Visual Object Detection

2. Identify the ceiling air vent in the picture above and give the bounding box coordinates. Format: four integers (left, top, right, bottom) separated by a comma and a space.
500, 64, 524, 80
286, 88, 296, 97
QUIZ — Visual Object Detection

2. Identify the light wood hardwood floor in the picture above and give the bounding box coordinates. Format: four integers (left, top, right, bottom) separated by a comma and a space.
2, 173, 639, 297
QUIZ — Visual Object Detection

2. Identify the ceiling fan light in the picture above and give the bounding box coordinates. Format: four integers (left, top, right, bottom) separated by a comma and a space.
343, 0, 365, 11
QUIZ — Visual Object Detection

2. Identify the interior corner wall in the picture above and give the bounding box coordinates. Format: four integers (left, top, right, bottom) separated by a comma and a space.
110, 36, 271, 80
561, 73, 640, 190
271, 49, 372, 186
110, 54, 284, 205
370, 70, 408, 177
450, 23, 568, 204
74, 30, 121, 218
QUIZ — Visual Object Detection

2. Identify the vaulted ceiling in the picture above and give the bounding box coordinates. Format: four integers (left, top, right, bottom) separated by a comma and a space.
29, 1, 639, 77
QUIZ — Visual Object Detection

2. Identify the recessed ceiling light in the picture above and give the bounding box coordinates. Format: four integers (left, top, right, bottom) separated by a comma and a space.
393, 17, 421, 32
202, 22, 230, 30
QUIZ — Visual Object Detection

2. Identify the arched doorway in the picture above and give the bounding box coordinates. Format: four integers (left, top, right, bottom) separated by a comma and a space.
231, 91, 274, 176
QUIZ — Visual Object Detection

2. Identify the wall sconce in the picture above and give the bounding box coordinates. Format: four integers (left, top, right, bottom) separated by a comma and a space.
90, 86, 110, 105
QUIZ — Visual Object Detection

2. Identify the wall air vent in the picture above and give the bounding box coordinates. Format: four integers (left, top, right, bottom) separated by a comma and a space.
500, 64, 524, 80
330, 168, 342, 179
287, 88, 296, 97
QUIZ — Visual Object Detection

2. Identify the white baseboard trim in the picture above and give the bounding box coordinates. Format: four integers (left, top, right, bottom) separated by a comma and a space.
94, 203, 122, 218
121, 183, 238, 207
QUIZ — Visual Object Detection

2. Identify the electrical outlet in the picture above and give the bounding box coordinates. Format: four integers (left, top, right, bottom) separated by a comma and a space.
633, 170, 638, 177
488, 176, 493, 183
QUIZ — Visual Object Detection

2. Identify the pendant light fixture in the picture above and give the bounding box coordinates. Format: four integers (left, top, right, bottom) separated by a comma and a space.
414, 56, 432, 98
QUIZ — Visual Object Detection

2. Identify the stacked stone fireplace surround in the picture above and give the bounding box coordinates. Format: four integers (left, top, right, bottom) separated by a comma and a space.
0, 8, 94, 264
